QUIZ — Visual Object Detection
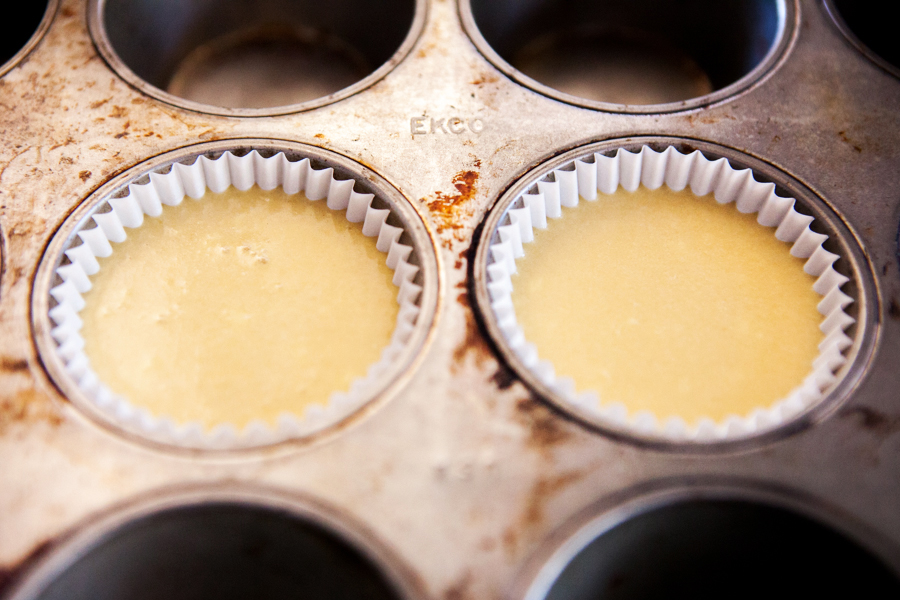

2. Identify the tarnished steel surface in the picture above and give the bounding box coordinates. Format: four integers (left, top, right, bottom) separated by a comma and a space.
1, 0, 899, 598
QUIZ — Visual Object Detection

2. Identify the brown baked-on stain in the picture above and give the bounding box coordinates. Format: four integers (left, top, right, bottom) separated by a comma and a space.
452, 293, 493, 367
686, 111, 736, 126
503, 470, 584, 556
0, 357, 29, 373
49, 136, 76, 150
515, 396, 571, 451
78, 170, 91, 182
443, 569, 473, 600
888, 298, 900, 320
471, 72, 499, 86
839, 405, 900, 437
454, 247, 467, 271
491, 364, 517, 390
425, 167, 480, 237
0, 388, 64, 434
838, 130, 863, 153
0, 539, 53, 596
525, 471, 584, 526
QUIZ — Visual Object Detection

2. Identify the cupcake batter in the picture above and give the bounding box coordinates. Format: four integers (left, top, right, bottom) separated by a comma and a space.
81, 187, 398, 429
512, 186, 824, 423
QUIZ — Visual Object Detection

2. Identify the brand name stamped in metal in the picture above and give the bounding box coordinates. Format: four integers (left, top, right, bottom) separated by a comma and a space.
410, 116, 484, 136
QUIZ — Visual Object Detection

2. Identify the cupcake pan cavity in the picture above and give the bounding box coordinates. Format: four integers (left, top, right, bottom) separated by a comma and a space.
461, 0, 791, 111
4, 489, 422, 600
0, 0, 57, 77
89, 0, 424, 114
37, 143, 435, 450
477, 143, 860, 443
2, 0, 900, 597
825, 0, 900, 76
514, 485, 900, 600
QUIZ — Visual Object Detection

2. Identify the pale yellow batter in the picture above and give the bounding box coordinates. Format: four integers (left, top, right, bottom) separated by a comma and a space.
81, 187, 398, 429
512, 186, 823, 424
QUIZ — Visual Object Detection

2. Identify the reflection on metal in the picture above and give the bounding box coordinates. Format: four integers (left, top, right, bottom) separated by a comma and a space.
88, 0, 426, 116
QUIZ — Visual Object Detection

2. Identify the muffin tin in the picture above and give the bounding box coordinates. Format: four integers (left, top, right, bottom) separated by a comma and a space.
2, 0, 899, 598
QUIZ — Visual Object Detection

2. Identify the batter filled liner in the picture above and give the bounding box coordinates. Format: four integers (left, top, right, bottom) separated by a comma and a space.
485, 146, 854, 442
49, 150, 424, 449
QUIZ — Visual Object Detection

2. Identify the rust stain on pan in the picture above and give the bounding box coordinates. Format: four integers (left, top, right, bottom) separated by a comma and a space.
839, 405, 900, 437
489, 365, 517, 390
502, 470, 584, 557
514, 396, 572, 451
424, 161, 482, 242
0, 357, 29, 373
452, 294, 493, 368
453, 241, 520, 389
470, 72, 499, 87
837, 130, 863, 153
442, 569, 474, 600
888, 298, 900, 320
0, 387, 63, 434
454, 246, 467, 271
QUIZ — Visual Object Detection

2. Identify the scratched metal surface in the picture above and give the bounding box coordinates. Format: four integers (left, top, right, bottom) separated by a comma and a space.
1, 0, 899, 598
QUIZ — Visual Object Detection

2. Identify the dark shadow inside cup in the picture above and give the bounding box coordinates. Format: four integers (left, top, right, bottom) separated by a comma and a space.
544, 500, 900, 600
468, 0, 783, 106
29, 503, 404, 600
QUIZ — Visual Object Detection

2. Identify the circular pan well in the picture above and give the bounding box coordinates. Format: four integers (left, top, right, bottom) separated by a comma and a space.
825, 0, 900, 78
0, 0, 58, 78
460, 0, 793, 113
5, 488, 423, 600
32, 139, 439, 451
511, 483, 900, 600
473, 137, 877, 448
88, 0, 425, 116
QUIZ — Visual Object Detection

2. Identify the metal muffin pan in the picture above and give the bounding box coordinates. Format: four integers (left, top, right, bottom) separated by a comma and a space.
1, 0, 899, 598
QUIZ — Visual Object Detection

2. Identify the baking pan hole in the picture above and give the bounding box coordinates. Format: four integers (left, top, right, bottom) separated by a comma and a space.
94, 0, 417, 112
21, 503, 405, 600
0, 1, 54, 75
539, 500, 900, 599
826, 0, 900, 74
464, 0, 785, 110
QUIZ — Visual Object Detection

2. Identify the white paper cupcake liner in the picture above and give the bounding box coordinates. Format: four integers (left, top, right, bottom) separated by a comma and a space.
485, 145, 855, 442
48, 149, 425, 449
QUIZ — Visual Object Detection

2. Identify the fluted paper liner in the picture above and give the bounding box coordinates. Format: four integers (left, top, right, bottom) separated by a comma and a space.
486, 145, 855, 442
49, 150, 424, 449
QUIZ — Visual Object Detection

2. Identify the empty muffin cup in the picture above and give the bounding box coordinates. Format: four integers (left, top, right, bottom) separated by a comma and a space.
0, 0, 57, 77
474, 139, 873, 444
88, 0, 424, 114
34, 140, 437, 450
825, 0, 900, 76
512, 485, 900, 600
461, 0, 792, 112
5, 488, 423, 600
